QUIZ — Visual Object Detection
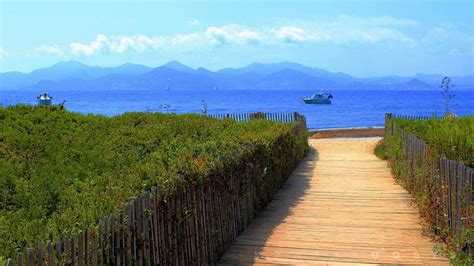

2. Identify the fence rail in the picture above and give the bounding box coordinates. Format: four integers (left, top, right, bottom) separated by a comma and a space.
385, 113, 473, 255
6, 112, 307, 266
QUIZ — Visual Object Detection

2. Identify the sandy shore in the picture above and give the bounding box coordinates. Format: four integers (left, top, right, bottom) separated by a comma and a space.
311, 127, 385, 139
312, 136, 383, 154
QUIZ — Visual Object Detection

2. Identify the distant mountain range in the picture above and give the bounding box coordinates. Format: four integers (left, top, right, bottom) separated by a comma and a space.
1, 61, 473, 91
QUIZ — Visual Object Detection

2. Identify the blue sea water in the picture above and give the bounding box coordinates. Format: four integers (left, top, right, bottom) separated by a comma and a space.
1, 89, 473, 129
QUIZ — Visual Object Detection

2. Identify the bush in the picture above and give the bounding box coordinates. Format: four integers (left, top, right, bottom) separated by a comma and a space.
0, 105, 308, 258
390, 116, 474, 167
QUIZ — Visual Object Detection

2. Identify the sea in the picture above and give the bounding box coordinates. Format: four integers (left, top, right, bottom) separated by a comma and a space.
1, 89, 473, 130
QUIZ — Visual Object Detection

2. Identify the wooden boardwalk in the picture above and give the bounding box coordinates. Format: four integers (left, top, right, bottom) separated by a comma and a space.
219, 138, 449, 265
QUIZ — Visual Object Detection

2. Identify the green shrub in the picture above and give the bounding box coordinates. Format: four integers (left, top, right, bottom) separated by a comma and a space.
0, 105, 307, 258
391, 116, 474, 167
374, 139, 388, 160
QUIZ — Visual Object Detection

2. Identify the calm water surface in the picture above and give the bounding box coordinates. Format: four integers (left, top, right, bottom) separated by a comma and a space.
1, 89, 473, 129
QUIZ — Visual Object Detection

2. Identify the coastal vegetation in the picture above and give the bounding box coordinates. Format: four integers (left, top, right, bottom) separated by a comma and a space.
0, 105, 308, 259
376, 115, 474, 263
378, 115, 473, 167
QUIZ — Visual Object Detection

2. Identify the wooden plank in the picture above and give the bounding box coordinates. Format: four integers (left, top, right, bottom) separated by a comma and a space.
71, 234, 76, 265
55, 240, 61, 265
116, 213, 123, 265
17, 252, 23, 266
150, 188, 158, 265
187, 189, 196, 263
98, 219, 103, 265
63, 236, 70, 265
104, 216, 110, 265
199, 186, 207, 262
143, 192, 151, 266
78, 231, 85, 266
37, 244, 43, 266
125, 203, 133, 265
177, 190, 185, 265
46, 240, 54, 266
207, 185, 214, 263
171, 195, 179, 266
156, 188, 166, 266
26, 248, 34, 266
136, 196, 144, 266
84, 228, 89, 266
91, 232, 98, 266
110, 215, 115, 265
163, 195, 172, 265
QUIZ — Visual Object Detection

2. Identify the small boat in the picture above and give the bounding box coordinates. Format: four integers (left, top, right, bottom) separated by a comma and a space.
302, 90, 333, 104
37, 92, 52, 105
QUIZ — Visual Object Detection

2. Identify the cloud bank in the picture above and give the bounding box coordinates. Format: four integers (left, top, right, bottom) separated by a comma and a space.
11, 15, 464, 60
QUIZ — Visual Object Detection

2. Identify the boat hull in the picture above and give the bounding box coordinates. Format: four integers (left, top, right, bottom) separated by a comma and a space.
38, 99, 52, 105
303, 99, 332, 104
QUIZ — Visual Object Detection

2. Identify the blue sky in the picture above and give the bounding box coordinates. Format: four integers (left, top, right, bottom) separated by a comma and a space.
0, 0, 473, 77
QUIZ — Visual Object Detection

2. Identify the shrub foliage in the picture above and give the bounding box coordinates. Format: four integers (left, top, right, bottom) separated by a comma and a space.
0, 105, 308, 258
388, 115, 473, 167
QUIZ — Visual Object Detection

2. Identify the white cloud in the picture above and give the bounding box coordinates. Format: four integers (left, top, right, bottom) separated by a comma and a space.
70, 34, 109, 56
70, 26, 262, 56
345, 28, 415, 45
35, 45, 64, 56
274, 26, 307, 43
69, 33, 203, 56
272, 15, 417, 45
205, 25, 261, 46
108, 34, 164, 53
273, 26, 329, 43
190, 19, 200, 26
420, 27, 474, 56
170, 33, 201, 45
0, 47, 7, 59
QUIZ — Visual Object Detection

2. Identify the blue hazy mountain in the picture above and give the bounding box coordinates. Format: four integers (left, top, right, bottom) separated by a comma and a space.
162, 60, 195, 73
361, 74, 474, 88
1, 60, 473, 90
254, 69, 337, 90
0, 61, 152, 90
396, 78, 433, 90
218, 62, 355, 85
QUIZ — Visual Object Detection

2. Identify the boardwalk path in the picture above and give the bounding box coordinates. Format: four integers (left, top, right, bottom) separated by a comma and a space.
219, 138, 448, 265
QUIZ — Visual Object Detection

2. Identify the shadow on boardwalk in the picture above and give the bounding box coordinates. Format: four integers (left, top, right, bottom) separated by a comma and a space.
218, 145, 319, 264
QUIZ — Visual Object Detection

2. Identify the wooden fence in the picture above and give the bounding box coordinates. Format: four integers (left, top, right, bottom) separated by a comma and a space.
6, 112, 307, 266
208, 112, 303, 124
385, 113, 473, 255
